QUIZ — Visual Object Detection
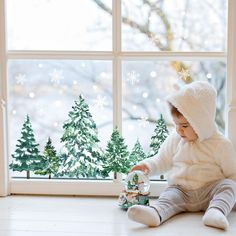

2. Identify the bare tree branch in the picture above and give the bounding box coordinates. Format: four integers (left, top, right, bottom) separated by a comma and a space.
92, 0, 192, 84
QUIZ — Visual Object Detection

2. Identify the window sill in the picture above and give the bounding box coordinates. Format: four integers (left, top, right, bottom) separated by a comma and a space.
10, 179, 168, 197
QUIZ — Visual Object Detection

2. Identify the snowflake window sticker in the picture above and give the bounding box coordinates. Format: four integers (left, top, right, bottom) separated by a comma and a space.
178, 68, 191, 82
49, 69, 64, 85
138, 116, 149, 128
15, 73, 27, 85
94, 95, 108, 110
126, 70, 140, 85
150, 32, 161, 46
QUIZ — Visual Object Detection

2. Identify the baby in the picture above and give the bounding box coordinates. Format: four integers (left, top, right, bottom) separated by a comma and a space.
128, 81, 236, 230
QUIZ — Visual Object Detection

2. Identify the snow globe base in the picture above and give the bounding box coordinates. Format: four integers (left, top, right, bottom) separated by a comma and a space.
118, 191, 149, 210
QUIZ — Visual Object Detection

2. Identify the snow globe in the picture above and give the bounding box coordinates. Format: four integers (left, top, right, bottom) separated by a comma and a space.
118, 170, 150, 210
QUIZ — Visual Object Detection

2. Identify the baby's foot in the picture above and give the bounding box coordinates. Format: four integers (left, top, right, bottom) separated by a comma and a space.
127, 205, 161, 227
203, 208, 229, 230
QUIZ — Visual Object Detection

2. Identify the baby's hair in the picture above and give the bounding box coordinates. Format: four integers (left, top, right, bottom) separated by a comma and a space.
168, 102, 183, 117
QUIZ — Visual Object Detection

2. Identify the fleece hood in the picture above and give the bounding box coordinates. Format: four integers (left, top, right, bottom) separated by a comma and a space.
167, 81, 218, 142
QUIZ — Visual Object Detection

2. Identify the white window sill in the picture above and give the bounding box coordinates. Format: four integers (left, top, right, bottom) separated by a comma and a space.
10, 179, 168, 197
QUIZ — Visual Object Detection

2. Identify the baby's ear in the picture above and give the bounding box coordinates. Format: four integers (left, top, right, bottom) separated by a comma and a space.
184, 87, 196, 97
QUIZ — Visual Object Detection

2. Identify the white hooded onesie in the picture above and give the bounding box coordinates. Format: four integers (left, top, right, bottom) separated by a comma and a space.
140, 81, 236, 190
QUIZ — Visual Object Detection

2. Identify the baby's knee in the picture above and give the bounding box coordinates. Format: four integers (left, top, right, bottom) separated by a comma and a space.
218, 179, 236, 193
220, 179, 236, 186
159, 188, 186, 206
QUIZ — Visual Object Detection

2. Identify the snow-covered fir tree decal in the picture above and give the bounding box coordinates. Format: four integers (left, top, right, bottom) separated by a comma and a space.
129, 139, 146, 166
102, 128, 130, 177
60, 95, 104, 178
148, 114, 169, 157
35, 137, 60, 179
9, 115, 43, 179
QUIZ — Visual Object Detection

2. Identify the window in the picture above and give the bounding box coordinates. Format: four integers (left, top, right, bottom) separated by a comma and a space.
7, 0, 112, 51
9, 59, 112, 179
1, 0, 236, 196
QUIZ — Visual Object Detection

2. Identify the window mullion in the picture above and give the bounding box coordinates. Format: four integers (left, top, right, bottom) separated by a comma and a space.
112, 0, 122, 130
7, 50, 114, 60
119, 51, 226, 60
7, 51, 226, 60
112, 0, 122, 182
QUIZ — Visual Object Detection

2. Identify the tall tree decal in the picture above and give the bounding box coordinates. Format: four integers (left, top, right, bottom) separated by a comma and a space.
10, 115, 43, 178
148, 114, 169, 157
60, 95, 104, 178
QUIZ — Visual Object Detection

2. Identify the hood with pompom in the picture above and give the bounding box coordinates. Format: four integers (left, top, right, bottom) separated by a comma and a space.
167, 81, 218, 142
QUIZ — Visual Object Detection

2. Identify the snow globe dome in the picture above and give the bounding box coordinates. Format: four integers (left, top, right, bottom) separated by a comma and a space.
125, 170, 150, 194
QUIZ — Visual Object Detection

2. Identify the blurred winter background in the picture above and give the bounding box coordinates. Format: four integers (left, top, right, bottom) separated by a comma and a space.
7, 0, 227, 178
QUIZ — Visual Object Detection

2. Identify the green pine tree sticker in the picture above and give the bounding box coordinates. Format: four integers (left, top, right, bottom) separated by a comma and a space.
132, 173, 139, 185
60, 95, 104, 178
34, 137, 60, 179
103, 128, 130, 177
9, 115, 43, 179
129, 139, 146, 166
148, 114, 169, 157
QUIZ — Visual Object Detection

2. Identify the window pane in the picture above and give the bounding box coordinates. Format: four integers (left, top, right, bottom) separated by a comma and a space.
8, 60, 112, 179
122, 0, 227, 51
7, 0, 112, 50
122, 60, 226, 179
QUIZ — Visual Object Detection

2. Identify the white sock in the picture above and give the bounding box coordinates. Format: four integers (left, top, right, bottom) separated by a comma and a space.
202, 208, 229, 230
127, 205, 161, 227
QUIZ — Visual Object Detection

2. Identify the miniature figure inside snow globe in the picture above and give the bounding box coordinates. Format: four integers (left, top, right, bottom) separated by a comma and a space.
125, 170, 150, 194
118, 170, 150, 210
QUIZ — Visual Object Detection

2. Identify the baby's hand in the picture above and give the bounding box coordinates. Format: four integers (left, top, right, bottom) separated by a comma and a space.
130, 164, 150, 175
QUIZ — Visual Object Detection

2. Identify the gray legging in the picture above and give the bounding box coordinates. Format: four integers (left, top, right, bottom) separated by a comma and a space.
151, 179, 236, 224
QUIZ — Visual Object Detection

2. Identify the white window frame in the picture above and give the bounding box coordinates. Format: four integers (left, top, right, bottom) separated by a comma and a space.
1, 0, 236, 197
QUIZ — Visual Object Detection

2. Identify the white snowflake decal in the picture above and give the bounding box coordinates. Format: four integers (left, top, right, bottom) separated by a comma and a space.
138, 116, 149, 128
126, 70, 140, 85
49, 69, 64, 84
94, 95, 108, 110
150, 33, 161, 46
15, 73, 27, 85
178, 68, 190, 81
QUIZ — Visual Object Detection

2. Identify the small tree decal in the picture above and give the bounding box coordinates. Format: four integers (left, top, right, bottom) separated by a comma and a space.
34, 137, 60, 179
102, 128, 130, 178
129, 139, 146, 166
9, 115, 43, 179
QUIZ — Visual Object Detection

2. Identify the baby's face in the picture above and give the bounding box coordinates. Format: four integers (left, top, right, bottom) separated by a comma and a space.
173, 115, 198, 142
